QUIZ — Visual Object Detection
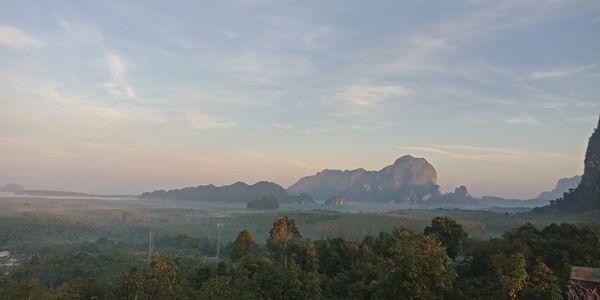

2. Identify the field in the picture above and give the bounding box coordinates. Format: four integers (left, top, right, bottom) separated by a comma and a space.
2, 195, 599, 257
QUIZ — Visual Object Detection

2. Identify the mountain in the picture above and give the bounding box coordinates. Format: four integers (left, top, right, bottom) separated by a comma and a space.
435, 186, 477, 207
536, 176, 581, 201
430, 183, 569, 209
538, 116, 600, 212
289, 193, 317, 205
141, 181, 294, 203
247, 195, 279, 210
0, 183, 25, 192
287, 155, 440, 204
324, 195, 347, 206
14, 190, 91, 197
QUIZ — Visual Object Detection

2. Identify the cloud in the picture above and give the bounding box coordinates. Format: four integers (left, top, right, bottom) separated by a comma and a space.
0, 25, 42, 49
530, 64, 597, 79
58, 18, 103, 44
222, 30, 240, 39
339, 84, 414, 107
399, 144, 575, 162
273, 123, 296, 130
187, 111, 236, 129
505, 113, 541, 126
104, 52, 136, 100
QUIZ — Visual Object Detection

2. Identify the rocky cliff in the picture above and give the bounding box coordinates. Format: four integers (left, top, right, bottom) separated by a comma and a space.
539, 116, 600, 212
287, 155, 439, 204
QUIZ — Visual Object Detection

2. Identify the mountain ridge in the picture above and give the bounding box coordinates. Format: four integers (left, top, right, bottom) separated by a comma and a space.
287, 155, 439, 204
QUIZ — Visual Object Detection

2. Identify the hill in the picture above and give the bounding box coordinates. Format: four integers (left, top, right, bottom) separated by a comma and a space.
536, 175, 581, 201
141, 181, 294, 204
247, 195, 280, 210
287, 155, 440, 204
0, 183, 25, 193
537, 116, 600, 212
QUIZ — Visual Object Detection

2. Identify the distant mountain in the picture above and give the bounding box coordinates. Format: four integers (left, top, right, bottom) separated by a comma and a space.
429, 183, 565, 209
539, 116, 600, 212
15, 190, 90, 197
141, 181, 294, 203
287, 155, 440, 204
537, 176, 581, 200
0, 183, 25, 193
324, 195, 347, 206
247, 195, 279, 210
289, 193, 317, 205
435, 186, 477, 207
11, 190, 134, 198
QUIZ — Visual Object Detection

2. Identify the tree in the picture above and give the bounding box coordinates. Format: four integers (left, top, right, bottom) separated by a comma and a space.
501, 253, 528, 300
198, 276, 233, 300
374, 235, 456, 299
2, 279, 47, 300
115, 252, 184, 300
424, 216, 468, 259
521, 261, 562, 300
267, 217, 303, 267
232, 228, 255, 261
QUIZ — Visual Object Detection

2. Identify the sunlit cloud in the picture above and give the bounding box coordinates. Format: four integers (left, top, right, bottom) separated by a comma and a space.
1, 1, 598, 196
187, 111, 236, 129
0, 25, 42, 49
530, 64, 596, 79
505, 113, 541, 126
399, 145, 575, 162
339, 84, 414, 108
272, 123, 296, 130
104, 52, 136, 100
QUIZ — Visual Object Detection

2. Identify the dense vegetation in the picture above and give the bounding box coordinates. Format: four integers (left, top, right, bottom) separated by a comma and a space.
1, 214, 599, 299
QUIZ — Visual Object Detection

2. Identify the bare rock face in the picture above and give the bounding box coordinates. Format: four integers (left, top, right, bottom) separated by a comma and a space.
287, 155, 439, 204
541, 116, 600, 212
581, 116, 600, 191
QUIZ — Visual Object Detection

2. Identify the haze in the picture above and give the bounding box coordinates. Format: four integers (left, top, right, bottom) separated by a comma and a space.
1, 1, 599, 198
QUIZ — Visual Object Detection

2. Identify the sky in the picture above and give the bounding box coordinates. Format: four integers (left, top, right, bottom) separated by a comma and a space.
1, 0, 599, 198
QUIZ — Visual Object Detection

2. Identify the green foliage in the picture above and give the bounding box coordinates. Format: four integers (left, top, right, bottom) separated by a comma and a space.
1, 211, 599, 300
232, 228, 255, 261
424, 216, 468, 259
267, 216, 303, 267
373, 235, 456, 299
114, 252, 188, 300
521, 261, 562, 300
501, 253, 528, 300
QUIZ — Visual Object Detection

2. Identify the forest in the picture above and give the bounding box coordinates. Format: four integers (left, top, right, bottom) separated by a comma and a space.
1, 213, 599, 300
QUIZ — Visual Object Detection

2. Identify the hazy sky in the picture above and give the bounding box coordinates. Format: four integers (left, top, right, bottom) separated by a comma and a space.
1, 1, 599, 198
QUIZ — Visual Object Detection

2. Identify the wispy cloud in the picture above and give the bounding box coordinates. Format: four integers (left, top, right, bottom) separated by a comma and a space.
505, 113, 541, 126
399, 144, 575, 162
339, 84, 414, 108
58, 18, 103, 44
187, 111, 236, 129
222, 30, 240, 39
104, 52, 136, 100
0, 25, 42, 49
272, 123, 296, 130
530, 64, 596, 79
